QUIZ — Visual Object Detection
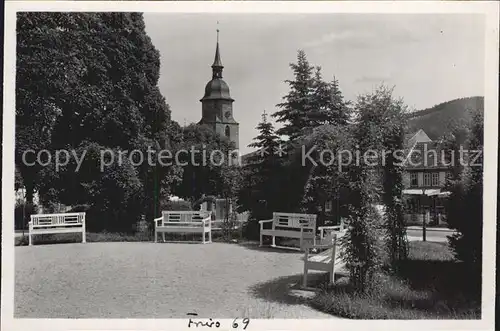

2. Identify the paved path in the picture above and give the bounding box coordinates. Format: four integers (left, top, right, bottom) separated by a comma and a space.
15, 242, 336, 319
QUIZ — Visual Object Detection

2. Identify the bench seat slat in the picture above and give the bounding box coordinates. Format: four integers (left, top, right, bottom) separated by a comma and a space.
261, 229, 315, 239
32, 224, 83, 228
30, 227, 85, 235
156, 227, 209, 234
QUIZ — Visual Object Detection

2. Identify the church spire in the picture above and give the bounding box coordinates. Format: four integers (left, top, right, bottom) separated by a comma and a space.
212, 24, 223, 79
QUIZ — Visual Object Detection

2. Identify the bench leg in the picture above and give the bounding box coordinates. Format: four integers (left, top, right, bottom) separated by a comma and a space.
329, 265, 335, 284
272, 235, 276, 247
82, 230, 86, 243
208, 230, 212, 243
202, 231, 206, 244
162, 232, 165, 243
302, 269, 308, 288
29, 233, 32, 246
329, 245, 336, 284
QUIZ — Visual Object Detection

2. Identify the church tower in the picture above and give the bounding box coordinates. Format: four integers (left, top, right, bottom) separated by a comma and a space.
199, 29, 239, 150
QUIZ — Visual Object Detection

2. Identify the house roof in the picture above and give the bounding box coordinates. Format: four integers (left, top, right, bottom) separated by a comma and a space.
404, 132, 417, 147
403, 141, 449, 169
240, 150, 259, 165
404, 129, 432, 148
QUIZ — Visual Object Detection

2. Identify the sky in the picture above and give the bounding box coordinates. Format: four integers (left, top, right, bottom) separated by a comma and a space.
144, 13, 485, 154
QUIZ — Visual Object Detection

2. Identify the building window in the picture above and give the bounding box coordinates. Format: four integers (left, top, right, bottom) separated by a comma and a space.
410, 173, 418, 187
432, 172, 440, 187
325, 200, 332, 212
225, 125, 230, 137
423, 173, 432, 186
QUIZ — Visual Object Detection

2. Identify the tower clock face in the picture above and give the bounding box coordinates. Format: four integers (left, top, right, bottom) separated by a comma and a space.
224, 111, 231, 119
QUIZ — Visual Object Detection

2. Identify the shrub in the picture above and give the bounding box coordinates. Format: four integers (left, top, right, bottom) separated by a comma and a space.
161, 199, 192, 211
67, 204, 91, 213
218, 210, 243, 242
311, 242, 480, 319
340, 203, 385, 293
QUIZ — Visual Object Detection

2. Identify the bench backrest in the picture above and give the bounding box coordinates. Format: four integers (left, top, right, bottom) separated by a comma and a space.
161, 211, 210, 225
30, 212, 85, 227
272, 212, 316, 230
323, 229, 346, 241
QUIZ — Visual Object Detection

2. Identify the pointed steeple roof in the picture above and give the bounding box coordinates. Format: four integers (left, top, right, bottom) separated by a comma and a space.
211, 28, 224, 79
201, 26, 233, 102
212, 29, 223, 68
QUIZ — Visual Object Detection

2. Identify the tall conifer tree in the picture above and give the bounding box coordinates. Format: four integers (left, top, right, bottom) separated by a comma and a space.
273, 50, 315, 141
238, 111, 281, 238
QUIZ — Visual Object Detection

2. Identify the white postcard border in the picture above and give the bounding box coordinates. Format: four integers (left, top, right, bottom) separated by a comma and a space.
2, 1, 498, 331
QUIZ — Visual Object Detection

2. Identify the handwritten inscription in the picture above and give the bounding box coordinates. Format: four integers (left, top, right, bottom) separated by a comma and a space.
231, 318, 250, 329
187, 313, 250, 329
188, 318, 221, 328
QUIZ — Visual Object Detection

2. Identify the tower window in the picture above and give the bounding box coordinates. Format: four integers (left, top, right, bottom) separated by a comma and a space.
225, 125, 230, 137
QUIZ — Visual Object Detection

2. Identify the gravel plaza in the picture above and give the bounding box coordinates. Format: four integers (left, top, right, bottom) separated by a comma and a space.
15, 242, 337, 319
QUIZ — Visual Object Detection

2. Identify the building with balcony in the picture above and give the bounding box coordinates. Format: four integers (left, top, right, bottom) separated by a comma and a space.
402, 129, 451, 225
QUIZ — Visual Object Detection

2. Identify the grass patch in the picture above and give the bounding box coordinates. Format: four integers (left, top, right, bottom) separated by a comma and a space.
15, 231, 152, 246
311, 241, 481, 319
408, 241, 455, 261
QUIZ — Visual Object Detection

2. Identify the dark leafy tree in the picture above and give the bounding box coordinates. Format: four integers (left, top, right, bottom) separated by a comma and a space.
173, 124, 235, 202
339, 89, 388, 293
299, 124, 352, 228
15, 12, 84, 203
365, 86, 409, 268
17, 12, 181, 231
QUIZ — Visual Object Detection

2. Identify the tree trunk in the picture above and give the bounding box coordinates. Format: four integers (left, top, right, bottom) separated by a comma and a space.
25, 183, 34, 205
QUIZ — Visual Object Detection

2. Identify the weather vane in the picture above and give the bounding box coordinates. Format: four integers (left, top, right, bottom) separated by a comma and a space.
216, 21, 220, 42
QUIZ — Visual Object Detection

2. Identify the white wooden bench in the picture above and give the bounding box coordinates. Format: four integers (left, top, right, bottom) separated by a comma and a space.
302, 231, 346, 288
318, 219, 346, 241
259, 212, 317, 250
29, 212, 86, 246
154, 211, 212, 244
